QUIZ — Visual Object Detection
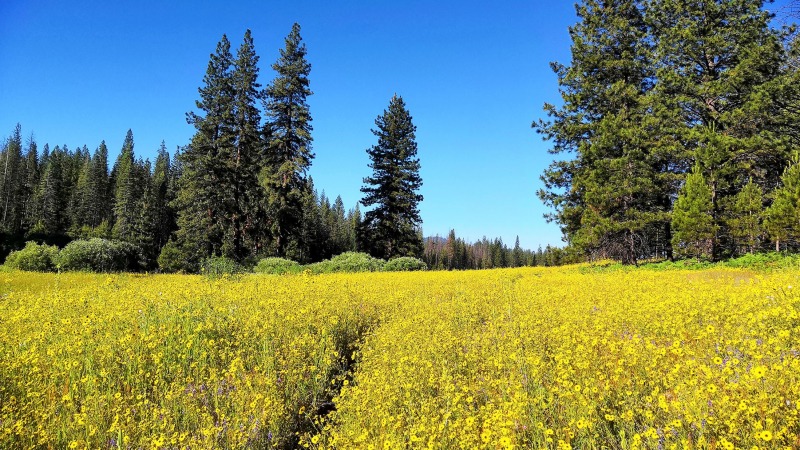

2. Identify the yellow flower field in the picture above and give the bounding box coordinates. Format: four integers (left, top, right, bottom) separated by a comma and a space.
1, 267, 798, 449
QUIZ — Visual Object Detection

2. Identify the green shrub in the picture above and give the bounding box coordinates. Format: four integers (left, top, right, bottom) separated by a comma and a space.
200, 256, 244, 278
157, 240, 199, 273
306, 252, 385, 274
724, 252, 800, 270
254, 257, 302, 275
56, 238, 142, 272
383, 256, 428, 272
3, 241, 59, 272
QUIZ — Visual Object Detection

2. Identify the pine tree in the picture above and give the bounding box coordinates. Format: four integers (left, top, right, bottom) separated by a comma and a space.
151, 142, 173, 252
69, 151, 93, 233
726, 179, 764, 254
230, 29, 264, 259
173, 34, 236, 267
671, 167, 716, 259
20, 133, 39, 231
35, 146, 66, 235
132, 158, 157, 266
648, 0, 787, 258
330, 195, 350, 256
89, 141, 111, 227
262, 23, 314, 257
512, 236, 524, 267
112, 130, 141, 242
764, 158, 800, 251
0, 124, 24, 233
536, 0, 672, 265
346, 204, 361, 253
360, 95, 424, 259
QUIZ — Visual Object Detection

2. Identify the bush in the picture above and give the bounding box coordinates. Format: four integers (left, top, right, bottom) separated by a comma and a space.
724, 252, 800, 270
3, 241, 59, 272
254, 257, 302, 275
200, 256, 244, 278
56, 238, 142, 272
306, 252, 385, 274
157, 240, 199, 273
383, 256, 428, 272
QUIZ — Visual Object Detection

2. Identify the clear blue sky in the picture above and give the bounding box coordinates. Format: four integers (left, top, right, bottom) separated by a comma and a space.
0, 1, 793, 249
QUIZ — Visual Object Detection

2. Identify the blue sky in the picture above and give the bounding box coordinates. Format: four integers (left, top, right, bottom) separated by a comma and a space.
0, 1, 793, 249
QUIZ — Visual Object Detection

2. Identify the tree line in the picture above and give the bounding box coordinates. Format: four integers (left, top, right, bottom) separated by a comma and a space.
0, 25, 413, 270
1, 24, 540, 271
536, 0, 800, 264
422, 230, 578, 270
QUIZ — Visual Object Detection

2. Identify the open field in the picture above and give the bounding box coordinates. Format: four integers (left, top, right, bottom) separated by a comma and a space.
1, 267, 798, 449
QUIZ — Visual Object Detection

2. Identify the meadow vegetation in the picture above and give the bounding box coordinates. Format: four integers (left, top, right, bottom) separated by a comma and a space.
0, 266, 798, 449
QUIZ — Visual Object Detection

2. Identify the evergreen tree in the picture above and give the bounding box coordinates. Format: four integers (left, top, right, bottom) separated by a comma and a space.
648, 0, 787, 258
89, 141, 111, 227
346, 204, 361, 252
69, 151, 93, 232
671, 167, 716, 259
262, 23, 314, 257
330, 195, 350, 256
230, 29, 264, 258
764, 157, 800, 251
726, 179, 764, 254
34, 146, 66, 235
0, 124, 24, 233
20, 133, 39, 231
132, 159, 158, 266
536, 0, 671, 265
172, 34, 236, 267
112, 130, 141, 242
512, 236, 524, 267
151, 142, 173, 252
360, 95, 424, 259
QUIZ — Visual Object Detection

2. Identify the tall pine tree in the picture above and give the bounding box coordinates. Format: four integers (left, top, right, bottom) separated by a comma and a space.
230, 29, 264, 259
112, 130, 141, 242
172, 34, 236, 267
536, 0, 672, 264
262, 23, 314, 257
360, 95, 424, 259
648, 0, 787, 258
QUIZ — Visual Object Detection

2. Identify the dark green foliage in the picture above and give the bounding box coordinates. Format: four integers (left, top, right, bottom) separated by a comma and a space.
360, 95, 423, 260
34, 146, 68, 235
0, 124, 25, 233
150, 142, 173, 253
726, 179, 764, 254
536, 0, 674, 265
200, 255, 244, 278
112, 130, 141, 242
671, 168, 716, 260
20, 134, 40, 231
538, 0, 791, 263
649, 0, 786, 259
56, 238, 142, 272
174, 30, 267, 265
306, 252, 385, 274
230, 29, 265, 259
253, 257, 302, 274
175, 34, 235, 263
3, 241, 59, 272
262, 23, 314, 257
157, 239, 197, 273
764, 157, 800, 250
383, 256, 427, 272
